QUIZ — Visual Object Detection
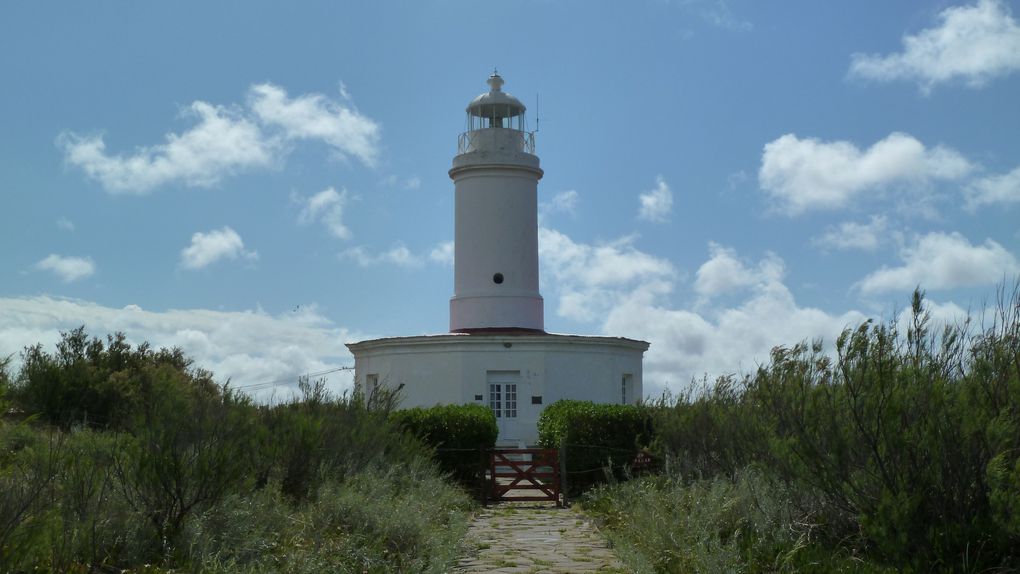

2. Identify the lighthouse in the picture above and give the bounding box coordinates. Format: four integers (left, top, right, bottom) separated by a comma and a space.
450, 72, 544, 333
347, 74, 648, 445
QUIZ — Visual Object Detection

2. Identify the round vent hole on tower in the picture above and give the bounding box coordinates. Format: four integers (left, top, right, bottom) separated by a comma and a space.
493, 272, 504, 284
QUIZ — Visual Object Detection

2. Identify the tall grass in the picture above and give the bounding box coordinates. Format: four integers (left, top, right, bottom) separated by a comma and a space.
585, 470, 891, 573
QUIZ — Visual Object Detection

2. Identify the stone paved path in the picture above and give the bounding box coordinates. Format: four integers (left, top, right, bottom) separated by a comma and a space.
454, 503, 627, 573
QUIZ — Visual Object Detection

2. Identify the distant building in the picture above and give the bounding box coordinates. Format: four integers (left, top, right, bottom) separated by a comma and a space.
347, 74, 648, 446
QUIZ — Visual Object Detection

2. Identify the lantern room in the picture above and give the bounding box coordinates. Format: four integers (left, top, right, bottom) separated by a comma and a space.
458, 72, 535, 156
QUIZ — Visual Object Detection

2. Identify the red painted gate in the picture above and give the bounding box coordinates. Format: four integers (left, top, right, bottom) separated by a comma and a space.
487, 448, 561, 506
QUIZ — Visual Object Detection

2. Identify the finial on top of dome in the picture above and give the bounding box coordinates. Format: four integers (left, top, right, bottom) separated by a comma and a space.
487, 71, 504, 92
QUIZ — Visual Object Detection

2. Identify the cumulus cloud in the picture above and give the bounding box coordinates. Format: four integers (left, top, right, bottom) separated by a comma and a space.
605, 280, 866, 391
539, 228, 866, 393
0, 296, 359, 400
295, 187, 351, 239
814, 215, 889, 251
637, 176, 673, 223
849, 0, 1020, 92
856, 231, 1019, 295
56, 217, 75, 232
35, 255, 95, 283
539, 227, 677, 322
248, 83, 380, 166
429, 241, 454, 266
759, 132, 972, 215
540, 190, 580, 219
60, 83, 382, 194
694, 242, 784, 298
59, 102, 278, 194
180, 227, 258, 270
965, 165, 1020, 210
341, 244, 423, 268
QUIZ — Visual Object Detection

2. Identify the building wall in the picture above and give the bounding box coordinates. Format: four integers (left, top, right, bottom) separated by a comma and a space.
349, 334, 647, 445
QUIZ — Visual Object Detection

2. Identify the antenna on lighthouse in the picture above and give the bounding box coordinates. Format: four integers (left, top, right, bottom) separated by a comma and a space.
535, 92, 540, 133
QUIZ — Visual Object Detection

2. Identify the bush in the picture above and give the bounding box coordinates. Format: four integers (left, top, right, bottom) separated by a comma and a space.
537, 400, 654, 495
390, 403, 497, 486
256, 377, 423, 501
646, 286, 1020, 570
12, 327, 215, 431
0, 355, 11, 414
1, 328, 474, 572
649, 375, 761, 479
113, 364, 257, 547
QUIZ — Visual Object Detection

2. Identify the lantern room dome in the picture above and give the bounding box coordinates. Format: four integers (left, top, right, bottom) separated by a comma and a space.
467, 72, 526, 119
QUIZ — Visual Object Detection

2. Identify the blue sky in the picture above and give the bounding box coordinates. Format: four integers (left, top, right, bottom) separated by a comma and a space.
2, 0, 1018, 398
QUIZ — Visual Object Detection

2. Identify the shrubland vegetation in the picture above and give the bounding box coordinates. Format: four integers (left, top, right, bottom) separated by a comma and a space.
584, 287, 1020, 572
0, 328, 472, 572
4, 284, 1019, 572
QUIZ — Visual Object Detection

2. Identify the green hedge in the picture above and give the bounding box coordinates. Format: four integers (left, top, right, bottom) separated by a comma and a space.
537, 400, 654, 495
390, 403, 497, 485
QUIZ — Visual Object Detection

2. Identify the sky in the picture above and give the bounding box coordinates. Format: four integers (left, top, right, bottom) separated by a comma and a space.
2, 0, 1019, 399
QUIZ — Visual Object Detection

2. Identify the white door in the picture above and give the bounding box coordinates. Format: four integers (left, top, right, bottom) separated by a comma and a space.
487, 370, 520, 440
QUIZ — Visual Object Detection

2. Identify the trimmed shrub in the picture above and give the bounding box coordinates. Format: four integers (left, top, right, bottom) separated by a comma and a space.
390, 403, 497, 485
537, 400, 654, 495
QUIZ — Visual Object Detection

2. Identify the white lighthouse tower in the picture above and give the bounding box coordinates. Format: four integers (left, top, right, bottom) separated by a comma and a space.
348, 74, 648, 445
450, 73, 543, 333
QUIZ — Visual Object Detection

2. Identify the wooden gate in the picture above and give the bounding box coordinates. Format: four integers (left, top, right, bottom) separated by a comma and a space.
487, 448, 561, 506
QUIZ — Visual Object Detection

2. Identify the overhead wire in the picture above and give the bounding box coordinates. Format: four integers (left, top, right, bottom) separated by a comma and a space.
231, 367, 354, 393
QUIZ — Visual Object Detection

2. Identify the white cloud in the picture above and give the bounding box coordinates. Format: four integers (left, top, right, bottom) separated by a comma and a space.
679, 0, 752, 31
34, 255, 95, 283
849, 0, 1020, 92
540, 190, 580, 219
248, 83, 380, 167
59, 102, 278, 194
539, 227, 677, 322
60, 82, 382, 194
180, 227, 258, 270
637, 176, 673, 223
856, 231, 1019, 295
605, 280, 865, 392
296, 187, 351, 239
429, 241, 455, 266
759, 132, 973, 215
814, 215, 889, 251
539, 227, 865, 393
0, 296, 359, 400
341, 244, 423, 268
56, 217, 75, 232
694, 242, 784, 298
965, 165, 1020, 210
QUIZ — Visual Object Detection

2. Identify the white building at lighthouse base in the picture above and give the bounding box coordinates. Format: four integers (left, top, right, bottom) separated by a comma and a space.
346, 332, 648, 446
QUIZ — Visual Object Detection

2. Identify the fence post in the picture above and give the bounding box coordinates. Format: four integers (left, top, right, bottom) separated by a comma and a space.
559, 438, 569, 507
479, 447, 488, 506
